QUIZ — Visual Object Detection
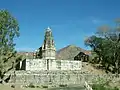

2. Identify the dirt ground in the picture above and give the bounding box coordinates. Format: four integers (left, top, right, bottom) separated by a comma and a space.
0, 84, 22, 90
0, 84, 47, 90
0, 84, 85, 90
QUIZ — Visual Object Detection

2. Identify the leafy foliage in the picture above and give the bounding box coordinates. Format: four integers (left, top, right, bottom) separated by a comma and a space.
85, 20, 120, 74
92, 84, 119, 90
0, 9, 21, 84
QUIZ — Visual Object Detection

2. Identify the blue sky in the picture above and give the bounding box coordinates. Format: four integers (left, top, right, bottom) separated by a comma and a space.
0, 0, 120, 51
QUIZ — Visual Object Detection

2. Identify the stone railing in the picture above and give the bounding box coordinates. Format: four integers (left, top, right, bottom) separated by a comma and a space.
84, 81, 93, 90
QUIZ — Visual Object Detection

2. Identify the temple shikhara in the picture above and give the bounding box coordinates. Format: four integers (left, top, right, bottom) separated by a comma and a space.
18, 27, 82, 70
42, 27, 56, 60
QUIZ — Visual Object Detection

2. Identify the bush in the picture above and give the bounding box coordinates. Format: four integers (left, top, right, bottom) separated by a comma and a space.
59, 84, 67, 87
28, 83, 35, 88
41, 85, 48, 88
92, 84, 119, 90
11, 85, 15, 88
114, 87, 119, 90
36, 86, 40, 88
92, 84, 106, 90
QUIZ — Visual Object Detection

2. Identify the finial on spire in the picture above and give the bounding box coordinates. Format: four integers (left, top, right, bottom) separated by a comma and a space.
47, 26, 50, 29
46, 26, 51, 31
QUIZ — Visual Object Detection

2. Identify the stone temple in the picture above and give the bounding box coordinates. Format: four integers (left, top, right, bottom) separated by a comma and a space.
19, 27, 82, 71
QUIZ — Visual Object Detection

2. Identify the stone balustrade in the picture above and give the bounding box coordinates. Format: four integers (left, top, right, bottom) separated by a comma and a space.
84, 81, 93, 90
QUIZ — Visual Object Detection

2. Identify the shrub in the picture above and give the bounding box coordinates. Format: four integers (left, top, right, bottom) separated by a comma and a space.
11, 85, 15, 88
28, 83, 35, 88
92, 84, 119, 90
59, 84, 67, 87
92, 84, 106, 90
36, 86, 40, 88
41, 85, 48, 88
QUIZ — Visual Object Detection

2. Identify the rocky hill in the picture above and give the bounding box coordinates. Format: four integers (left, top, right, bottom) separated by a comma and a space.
56, 45, 91, 60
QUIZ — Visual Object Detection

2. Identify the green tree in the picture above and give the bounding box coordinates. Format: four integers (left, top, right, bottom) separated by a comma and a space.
85, 20, 120, 74
0, 10, 21, 84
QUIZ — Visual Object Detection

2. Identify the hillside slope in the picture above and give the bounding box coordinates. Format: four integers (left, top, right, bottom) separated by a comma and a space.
81, 62, 106, 74
56, 45, 90, 60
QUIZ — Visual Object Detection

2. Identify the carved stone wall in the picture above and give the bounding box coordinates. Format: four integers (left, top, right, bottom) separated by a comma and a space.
20, 59, 82, 71
25, 59, 47, 70
7, 71, 120, 86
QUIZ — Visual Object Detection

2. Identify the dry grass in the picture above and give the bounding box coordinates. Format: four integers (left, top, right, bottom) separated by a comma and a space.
82, 62, 106, 74
0, 84, 22, 90
0, 84, 47, 90
0, 84, 85, 90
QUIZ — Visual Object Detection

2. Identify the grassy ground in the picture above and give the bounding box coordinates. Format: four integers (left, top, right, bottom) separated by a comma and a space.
0, 84, 22, 90
24, 88, 46, 90
0, 85, 46, 90
0, 84, 85, 90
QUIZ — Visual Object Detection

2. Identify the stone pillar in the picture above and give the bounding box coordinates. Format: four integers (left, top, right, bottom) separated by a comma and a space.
20, 61, 22, 70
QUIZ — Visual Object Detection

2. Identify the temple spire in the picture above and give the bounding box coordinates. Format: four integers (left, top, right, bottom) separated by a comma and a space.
42, 27, 56, 59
